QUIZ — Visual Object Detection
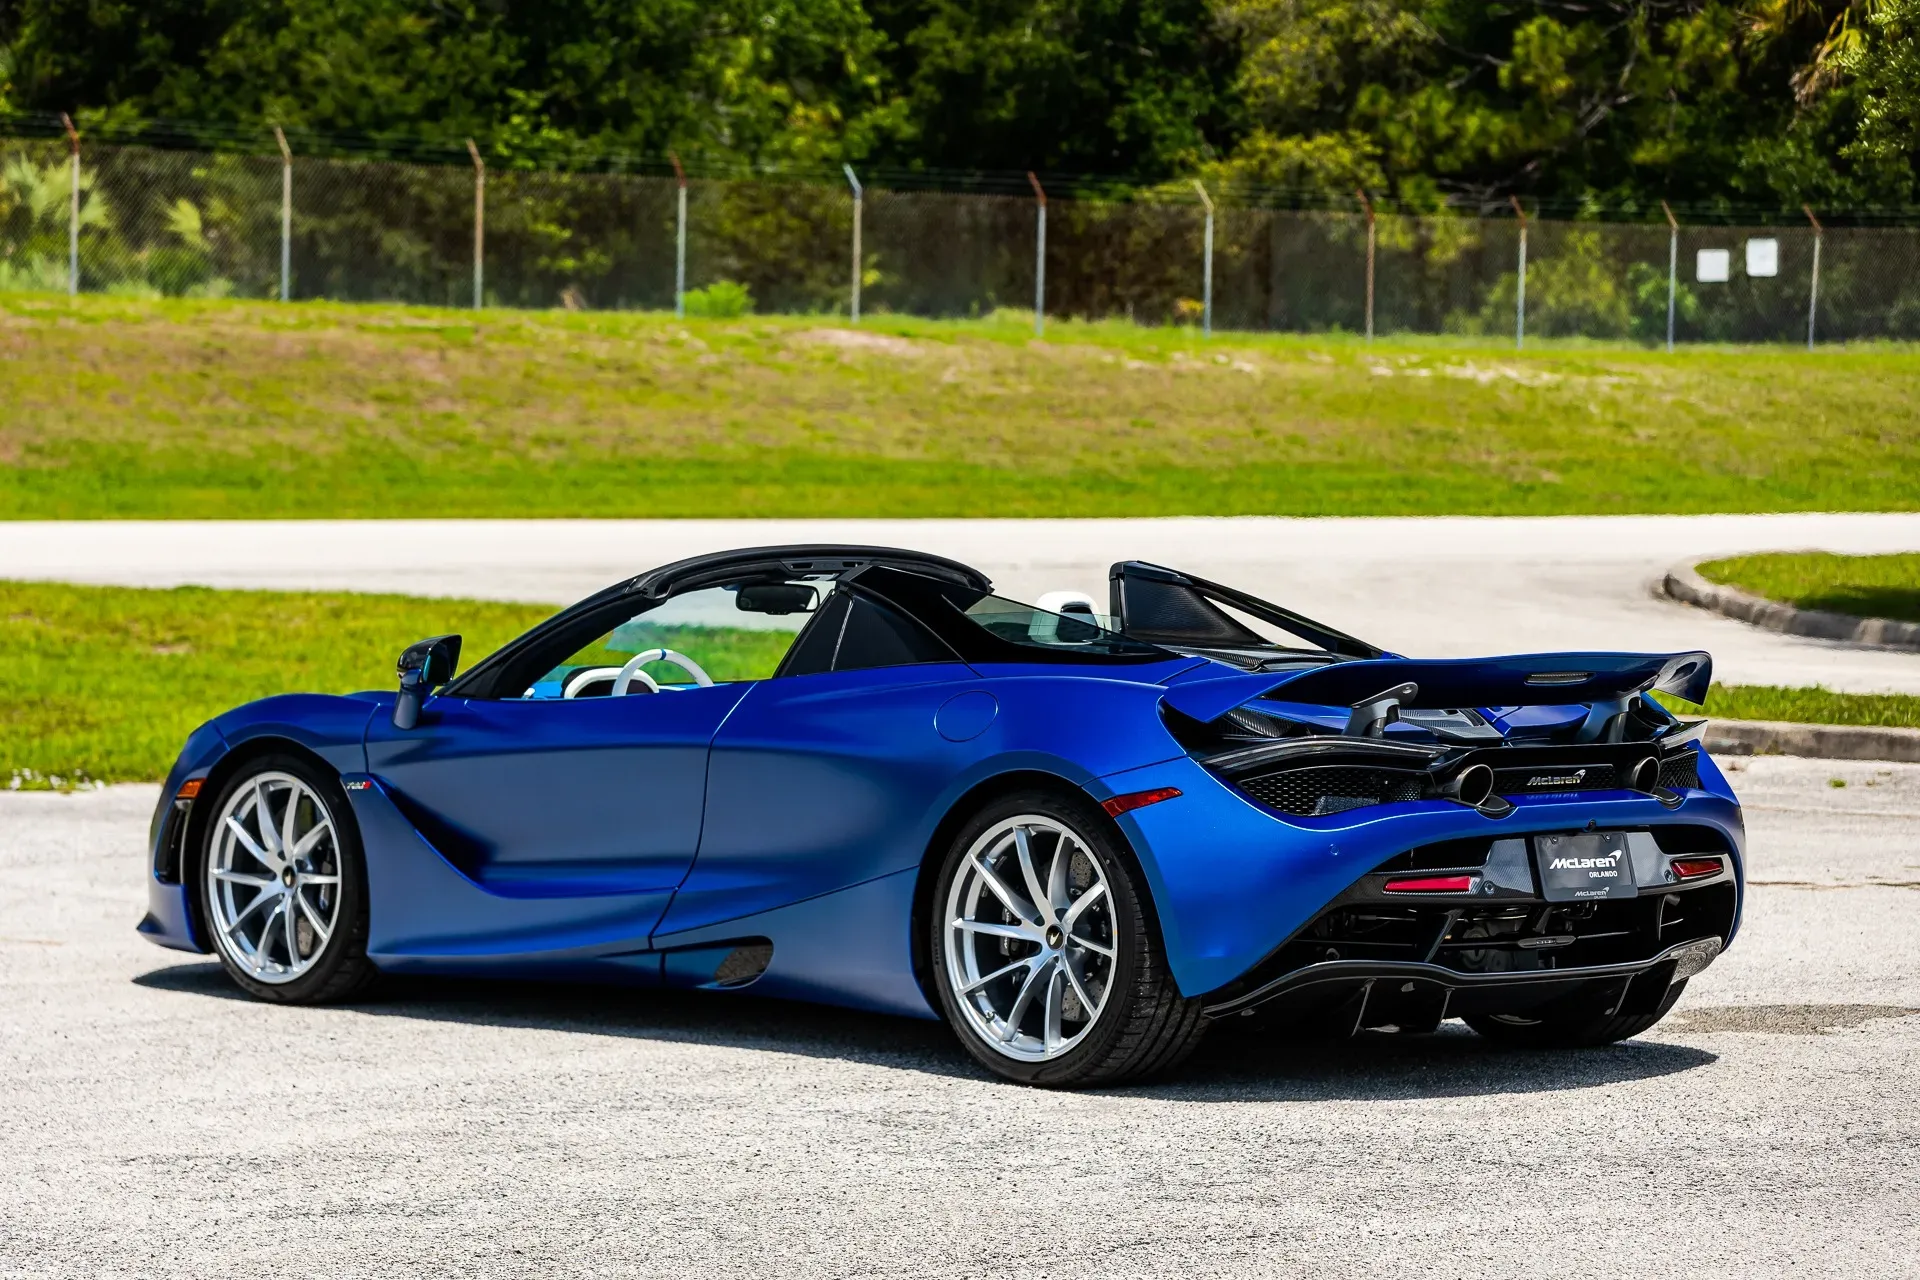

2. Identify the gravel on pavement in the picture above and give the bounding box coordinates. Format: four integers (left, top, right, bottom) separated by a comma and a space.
1, 755, 1917, 1277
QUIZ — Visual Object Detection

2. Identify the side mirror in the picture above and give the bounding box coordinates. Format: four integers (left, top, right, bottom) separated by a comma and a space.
393, 634, 462, 729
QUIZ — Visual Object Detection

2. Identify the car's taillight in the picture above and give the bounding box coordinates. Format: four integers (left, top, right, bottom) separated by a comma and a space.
1671, 857, 1722, 881
1383, 874, 1476, 893
1101, 787, 1182, 817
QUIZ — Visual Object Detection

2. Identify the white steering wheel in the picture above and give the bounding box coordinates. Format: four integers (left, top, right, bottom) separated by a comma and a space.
563, 666, 655, 699
613, 648, 714, 695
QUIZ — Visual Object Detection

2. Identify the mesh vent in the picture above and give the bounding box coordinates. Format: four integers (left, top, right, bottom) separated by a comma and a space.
1658, 754, 1701, 790
1237, 766, 1426, 817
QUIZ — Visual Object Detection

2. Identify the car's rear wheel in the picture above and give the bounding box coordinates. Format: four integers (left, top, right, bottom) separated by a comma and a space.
198, 754, 377, 1003
1464, 979, 1689, 1048
928, 790, 1205, 1087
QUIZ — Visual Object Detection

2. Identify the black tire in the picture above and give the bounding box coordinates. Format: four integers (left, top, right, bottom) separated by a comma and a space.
928, 789, 1206, 1087
1464, 979, 1689, 1048
195, 752, 379, 1004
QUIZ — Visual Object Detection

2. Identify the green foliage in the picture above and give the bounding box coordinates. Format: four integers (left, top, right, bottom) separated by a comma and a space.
1698, 551, 1920, 622
1209, 0, 1917, 210
3, 0, 1907, 210
1842, 0, 1920, 182
1652, 683, 1920, 728
683, 280, 754, 318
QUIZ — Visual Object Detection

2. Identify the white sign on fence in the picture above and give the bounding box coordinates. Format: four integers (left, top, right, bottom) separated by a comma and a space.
1746, 238, 1779, 277
1696, 249, 1731, 283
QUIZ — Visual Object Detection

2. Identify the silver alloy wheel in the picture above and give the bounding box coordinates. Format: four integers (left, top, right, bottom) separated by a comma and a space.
945, 814, 1118, 1063
205, 771, 343, 984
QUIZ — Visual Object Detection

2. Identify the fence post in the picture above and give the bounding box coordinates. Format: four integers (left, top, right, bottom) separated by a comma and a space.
843, 165, 864, 322
61, 113, 79, 296
465, 140, 485, 310
1356, 188, 1375, 342
1804, 204, 1823, 350
1027, 171, 1047, 336
274, 127, 292, 302
670, 152, 687, 319
1509, 195, 1528, 350
1193, 180, 1215, 338
1661, 201, 1678, 353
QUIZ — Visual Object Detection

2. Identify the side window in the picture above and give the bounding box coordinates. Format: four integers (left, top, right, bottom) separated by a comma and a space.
523, 583, 822, 699
777, 590, 954, 678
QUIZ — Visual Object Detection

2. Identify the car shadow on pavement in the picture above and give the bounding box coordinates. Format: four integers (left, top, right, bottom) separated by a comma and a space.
1138, 1022, 1718, 1102
136, 960, 1716, 1098
134, 961, 976, 1080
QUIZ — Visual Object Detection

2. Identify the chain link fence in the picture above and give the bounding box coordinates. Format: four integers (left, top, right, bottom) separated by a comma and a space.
5, 137, 1918, 343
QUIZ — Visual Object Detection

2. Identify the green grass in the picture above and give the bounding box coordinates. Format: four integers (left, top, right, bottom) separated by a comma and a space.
8, 580, 1916, 788
1697, 552, 1920, 623
559, 622, 796, 686
1654, 685, 1920, 729
0, 580, 800, 787
1, 581, 554, 786
3, 293, 1919, 518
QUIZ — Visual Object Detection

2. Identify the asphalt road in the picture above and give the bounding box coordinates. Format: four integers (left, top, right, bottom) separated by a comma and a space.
2, 755, 1917, 1278
5, 513, 1920, 692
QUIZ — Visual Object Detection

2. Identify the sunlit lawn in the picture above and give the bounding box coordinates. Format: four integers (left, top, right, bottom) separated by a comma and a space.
1698, 552, 1920, 623
3, 293, 1918, 519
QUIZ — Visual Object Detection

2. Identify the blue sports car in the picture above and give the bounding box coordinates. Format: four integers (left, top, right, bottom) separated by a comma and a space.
141, 545, 1742, 1086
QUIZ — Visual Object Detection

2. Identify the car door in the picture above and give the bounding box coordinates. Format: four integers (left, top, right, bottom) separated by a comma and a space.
365, 685, 751, 899
364, 582, 813, 901
657, 587, 980, 937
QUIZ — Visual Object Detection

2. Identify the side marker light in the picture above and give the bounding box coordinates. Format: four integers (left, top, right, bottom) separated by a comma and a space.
1101, 787, 1183, 817
1383, 875, 1476, 894
176, 778, 203, 800
1670, 858, 1723, 881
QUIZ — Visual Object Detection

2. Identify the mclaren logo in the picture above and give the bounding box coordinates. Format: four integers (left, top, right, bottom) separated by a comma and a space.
1527, 769, 1588, 788
1548, 853, 1621, 872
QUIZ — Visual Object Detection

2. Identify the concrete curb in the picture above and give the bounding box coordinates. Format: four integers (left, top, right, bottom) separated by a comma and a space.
1661, 560, 1920, 651
1706, 718, 1920, 763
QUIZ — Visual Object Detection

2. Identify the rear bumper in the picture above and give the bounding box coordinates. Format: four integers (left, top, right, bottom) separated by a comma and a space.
1093, 752, 1745, 999
1204, 936, 1723, 1028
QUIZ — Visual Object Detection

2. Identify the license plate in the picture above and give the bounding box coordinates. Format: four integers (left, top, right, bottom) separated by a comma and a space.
1534, 832, 1637, 901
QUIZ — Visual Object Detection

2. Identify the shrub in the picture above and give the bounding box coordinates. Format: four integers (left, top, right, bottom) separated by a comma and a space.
683, 279, 753, 318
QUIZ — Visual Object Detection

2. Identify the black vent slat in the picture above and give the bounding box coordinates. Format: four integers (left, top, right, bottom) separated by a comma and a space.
1232, 750, 1700, 817
1237, 765, 1426, 817
1658, 754, 1700, 790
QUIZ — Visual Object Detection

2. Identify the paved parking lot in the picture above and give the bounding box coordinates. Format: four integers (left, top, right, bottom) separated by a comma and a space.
3, 755, 1917, 1278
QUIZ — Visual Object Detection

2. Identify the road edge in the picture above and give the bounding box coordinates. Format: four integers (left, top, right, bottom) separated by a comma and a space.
1705, 718, 1920, 764
1661, 561, 1920, 652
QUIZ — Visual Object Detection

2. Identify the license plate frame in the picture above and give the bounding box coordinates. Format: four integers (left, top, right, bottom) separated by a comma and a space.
1533, 831, 1637, 901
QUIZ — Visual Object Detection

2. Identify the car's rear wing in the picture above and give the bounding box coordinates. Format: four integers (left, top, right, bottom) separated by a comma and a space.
1161, 651, 1713, 725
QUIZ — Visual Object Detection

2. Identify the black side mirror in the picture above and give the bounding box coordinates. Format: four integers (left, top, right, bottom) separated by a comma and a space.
393, 634, 462, 729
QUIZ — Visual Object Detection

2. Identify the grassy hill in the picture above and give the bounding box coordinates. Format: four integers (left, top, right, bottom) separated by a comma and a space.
3, 293, 1917, 519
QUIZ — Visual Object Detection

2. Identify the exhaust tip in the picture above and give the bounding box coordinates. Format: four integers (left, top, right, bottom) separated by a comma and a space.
1451, 763, 1494, 807
1628, 756, 1659, 792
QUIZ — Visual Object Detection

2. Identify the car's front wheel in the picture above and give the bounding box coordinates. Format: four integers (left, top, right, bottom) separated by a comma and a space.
928, 791, 1205, 1087
198, 754, 378, 1003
